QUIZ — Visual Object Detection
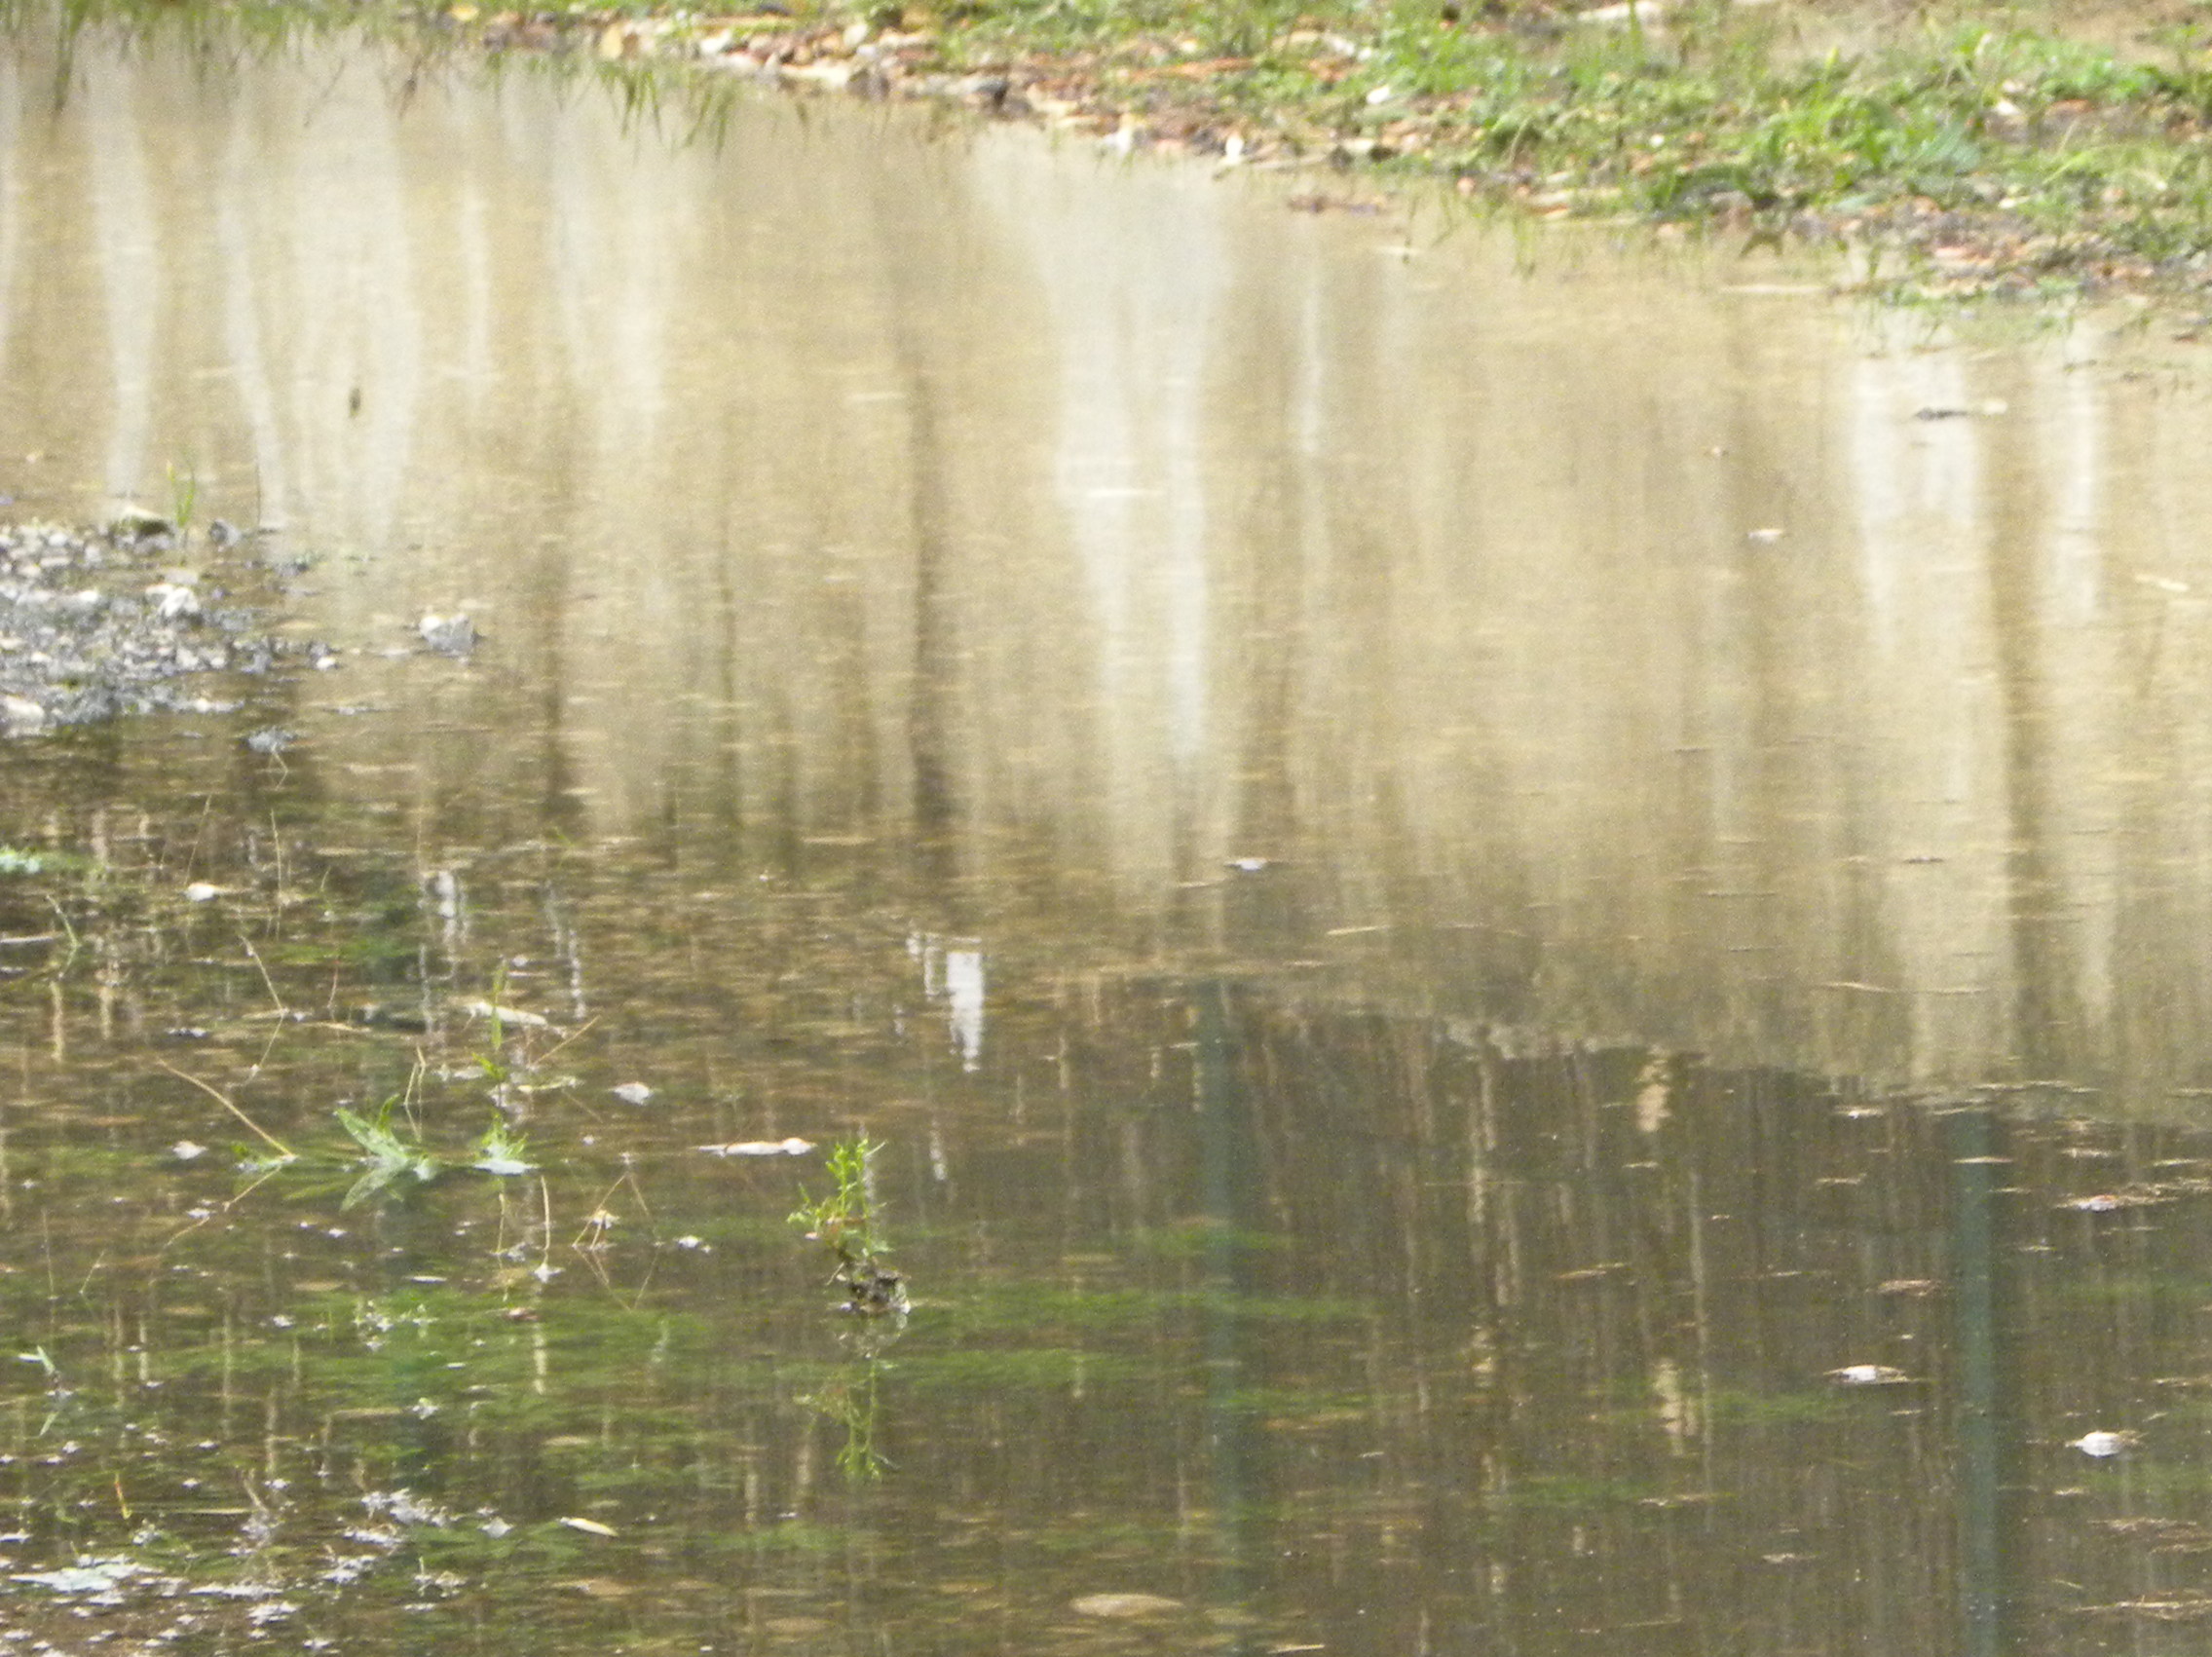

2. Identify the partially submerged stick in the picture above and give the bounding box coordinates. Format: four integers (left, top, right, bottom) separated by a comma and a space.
156, 1061, 296, 1162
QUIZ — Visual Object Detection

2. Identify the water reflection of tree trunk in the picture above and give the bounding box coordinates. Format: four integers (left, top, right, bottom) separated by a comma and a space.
1984, 377, 2075, 1079
1195, 982, 1257, 1641
899, 355, 956, 888
1946, 1109, 2025, 1657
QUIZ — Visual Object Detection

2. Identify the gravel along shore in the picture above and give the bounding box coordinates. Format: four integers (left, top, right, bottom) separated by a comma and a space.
0, 516, 304, 734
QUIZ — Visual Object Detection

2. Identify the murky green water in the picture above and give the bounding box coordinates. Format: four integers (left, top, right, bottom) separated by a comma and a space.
10, 19, 2212, 1656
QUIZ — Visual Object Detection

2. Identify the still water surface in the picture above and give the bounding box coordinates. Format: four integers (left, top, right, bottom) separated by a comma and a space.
6, 22, 2212, 1656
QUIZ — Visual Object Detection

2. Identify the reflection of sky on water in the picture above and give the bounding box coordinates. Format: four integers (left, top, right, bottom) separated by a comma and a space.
914, 932, 985, 1072
985, 143, 1222, 812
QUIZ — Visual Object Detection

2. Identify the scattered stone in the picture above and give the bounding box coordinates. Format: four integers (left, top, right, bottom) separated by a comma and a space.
418, 613, 479, 657
107, 506, 174, 541
145, 580, 202, 621
0, 520, 293, 729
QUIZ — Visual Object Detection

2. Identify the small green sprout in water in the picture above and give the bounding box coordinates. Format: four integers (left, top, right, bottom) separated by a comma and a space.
471, 1116, 534, 1176
166, 462, 198, 541
334, 1097, 440, 1209
790, 1136, 908, 1318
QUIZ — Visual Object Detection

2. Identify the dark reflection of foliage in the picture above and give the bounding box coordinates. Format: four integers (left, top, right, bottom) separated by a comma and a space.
798, 1358, 892, 1481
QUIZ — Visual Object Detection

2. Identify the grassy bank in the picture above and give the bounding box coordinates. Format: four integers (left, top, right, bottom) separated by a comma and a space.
33, 0, 2212, 299
494, 0, 2212, 299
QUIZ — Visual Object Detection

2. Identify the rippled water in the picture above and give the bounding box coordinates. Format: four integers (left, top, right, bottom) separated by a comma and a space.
8, 19, 2212, 1656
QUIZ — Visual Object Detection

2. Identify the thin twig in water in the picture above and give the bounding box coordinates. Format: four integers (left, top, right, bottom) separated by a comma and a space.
161, 1158, 291, 1255
239, 933, 287, 1017
179, 793, 214, 887
539, 1174, 555, 1277
533, 1013, 601, 1066
156, 1061, 296, 1161
248, 1018, 284, 1081
43, 898, 79, 973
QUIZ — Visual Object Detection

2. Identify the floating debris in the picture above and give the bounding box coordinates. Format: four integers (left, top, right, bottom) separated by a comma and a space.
2060, 1186, 2191, 1212
610, 1081, 656, 1106
1827, 1364, 1914, 1386
2072, 1430, 2139, 1458
2082, 1592, 2212, 1621
700, 1137, 814, 1157
460, 999, 552, 1029
557, 1516, 618, 1537
15, 1558, 148, 1599
1914, 399, 2008, 421
1071, 1593, 1183, 1619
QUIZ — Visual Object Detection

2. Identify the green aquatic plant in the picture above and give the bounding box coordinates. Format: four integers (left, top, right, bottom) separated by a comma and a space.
790, 1136, 907, 1317
470, 1116, 534, 1175
334, 1097, 440, 1208
165, 462, 198, 542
